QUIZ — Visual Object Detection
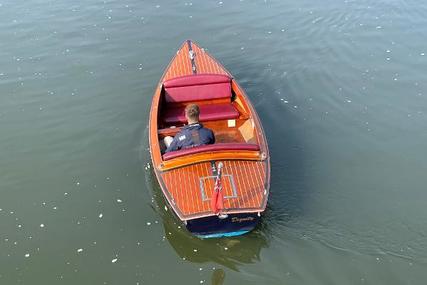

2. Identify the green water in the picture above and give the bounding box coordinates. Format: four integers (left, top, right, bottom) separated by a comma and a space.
1, 0, 427, 284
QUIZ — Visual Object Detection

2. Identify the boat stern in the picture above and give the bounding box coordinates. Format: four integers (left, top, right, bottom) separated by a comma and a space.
186, 212, 260, 238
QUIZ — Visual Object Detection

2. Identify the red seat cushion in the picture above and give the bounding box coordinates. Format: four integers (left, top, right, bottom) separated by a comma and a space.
163, 74, 232, 103
163, 103, 239, 124
163, 143, 260, 161
164, 74, 231, 88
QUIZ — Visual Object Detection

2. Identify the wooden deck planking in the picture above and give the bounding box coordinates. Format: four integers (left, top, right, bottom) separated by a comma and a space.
163, 43, 192, 81
160, 160, 266, 218
162, 42, 228, 82
192, 44, 228, 75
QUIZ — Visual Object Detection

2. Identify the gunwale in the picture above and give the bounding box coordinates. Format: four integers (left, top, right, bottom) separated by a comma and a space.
149, 40, 270, 221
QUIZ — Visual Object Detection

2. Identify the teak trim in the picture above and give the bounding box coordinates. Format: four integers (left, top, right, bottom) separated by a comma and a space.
157, 150, 264, 171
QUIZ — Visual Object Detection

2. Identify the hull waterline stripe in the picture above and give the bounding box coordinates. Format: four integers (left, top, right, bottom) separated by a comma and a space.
196, 230, 249, 239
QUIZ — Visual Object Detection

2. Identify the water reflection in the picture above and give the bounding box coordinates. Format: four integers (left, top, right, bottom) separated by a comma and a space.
163, 212, 269, 271
211, 268, 226, 285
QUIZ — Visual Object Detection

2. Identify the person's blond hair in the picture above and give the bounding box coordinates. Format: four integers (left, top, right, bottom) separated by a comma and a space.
185, 104, 200, 121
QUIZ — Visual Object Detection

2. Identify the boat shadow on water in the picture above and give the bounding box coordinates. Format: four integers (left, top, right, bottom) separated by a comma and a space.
147, 169, 270, 273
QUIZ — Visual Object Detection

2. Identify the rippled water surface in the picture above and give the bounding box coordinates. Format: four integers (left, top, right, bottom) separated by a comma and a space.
1, 0, 427, 284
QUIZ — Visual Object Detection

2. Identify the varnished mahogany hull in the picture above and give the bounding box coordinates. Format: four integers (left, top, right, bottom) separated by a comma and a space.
149, 40, 270, 238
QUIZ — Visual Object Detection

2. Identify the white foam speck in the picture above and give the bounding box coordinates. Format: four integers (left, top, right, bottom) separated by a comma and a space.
40, 224, 45, 228
346, 100, 352, 103
386, 49, 391, 53
76, 182, 80, 186
421, 53, 425, 56
164, 206, 168, 211
193, 249, 198, 252
25, 253, 30, 258
146, 222, 151, 226
99, 213, 103, 218
77, 248, 83, 253
112, 258, 118, 263
117, 199, 122, 203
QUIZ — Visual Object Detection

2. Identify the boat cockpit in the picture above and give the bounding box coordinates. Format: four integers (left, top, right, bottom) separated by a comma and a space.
156, 74, 260, 161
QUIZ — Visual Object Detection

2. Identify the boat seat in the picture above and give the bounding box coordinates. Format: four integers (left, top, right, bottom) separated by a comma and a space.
162, 74, 238, 124
163, 103, 239, 124
163, 74, 231, 103
163, 143, 260, 161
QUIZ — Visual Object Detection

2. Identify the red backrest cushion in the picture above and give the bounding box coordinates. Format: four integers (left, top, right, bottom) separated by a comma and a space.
163, 103, 239, 124
164, 74, 231, 88
164, 74, 232, 103
163, 143, 260, 161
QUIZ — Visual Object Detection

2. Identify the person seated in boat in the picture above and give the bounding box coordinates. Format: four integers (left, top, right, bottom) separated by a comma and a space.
164, 104, 215, 153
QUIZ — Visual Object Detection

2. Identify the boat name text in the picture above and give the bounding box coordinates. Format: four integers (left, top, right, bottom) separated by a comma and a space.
231, 217, 255, 223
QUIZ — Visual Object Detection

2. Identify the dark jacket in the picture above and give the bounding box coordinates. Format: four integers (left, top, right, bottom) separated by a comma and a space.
165, 123, 215, 153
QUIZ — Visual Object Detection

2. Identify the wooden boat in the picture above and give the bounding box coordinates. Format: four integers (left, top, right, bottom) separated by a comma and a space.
149, 40, 270, 238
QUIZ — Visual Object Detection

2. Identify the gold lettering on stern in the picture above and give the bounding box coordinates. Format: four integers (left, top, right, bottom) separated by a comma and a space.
231, 217, 255, 223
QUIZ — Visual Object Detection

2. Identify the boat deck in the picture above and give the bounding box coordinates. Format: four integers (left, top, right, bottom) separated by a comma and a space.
163, 42, 229, 81
160, 160, 267, 220
150, 40, 270, 222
